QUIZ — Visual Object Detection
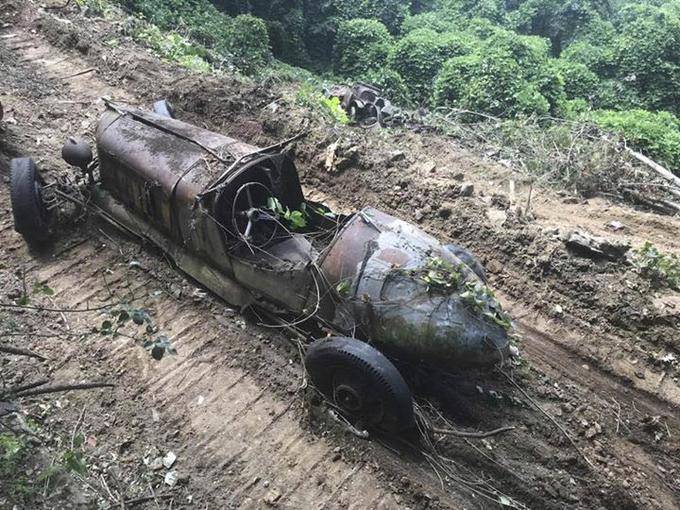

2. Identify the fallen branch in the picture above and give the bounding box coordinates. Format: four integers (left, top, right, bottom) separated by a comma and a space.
0, 302, 122, 313
62, 68, 96, 80
0, 344, 46, 360
16, 382, 114, 398
105, 493, 174, 510
431, 425, 515, 438
1, 379, 49, 397
627, 148, 680, 188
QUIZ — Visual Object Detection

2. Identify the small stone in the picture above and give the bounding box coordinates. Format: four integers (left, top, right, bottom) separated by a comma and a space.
460, 182, 474, 197
421, 160, 437, 173
438, 202, 455, 219
162, 451, 177, 469
451, 172, 465, 181
263, 490, 281, 505
562, 197, 579, 204
164, 470, 178, 486
387, 150, 405, 163
149, 457, 164, 471
486, 259, 503, 274
585, 426, 598, 439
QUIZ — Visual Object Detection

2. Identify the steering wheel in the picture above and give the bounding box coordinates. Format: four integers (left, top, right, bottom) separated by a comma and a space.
231, 181, 279, 248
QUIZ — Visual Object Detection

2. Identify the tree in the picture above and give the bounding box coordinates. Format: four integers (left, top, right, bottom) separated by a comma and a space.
389, 29, 477, 104
554, 59, 600, 100
612, 3, 680, 114
334, 19, 393, 77
332, 0, 411, 33
505, 0, 601, 56
433, 49, 551, 116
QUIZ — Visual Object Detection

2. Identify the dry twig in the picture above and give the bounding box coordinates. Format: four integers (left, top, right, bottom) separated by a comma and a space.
431, 425, 515, 438
0, 344, 46, 360
499, 368, 595, 470
16, 382, 114, 398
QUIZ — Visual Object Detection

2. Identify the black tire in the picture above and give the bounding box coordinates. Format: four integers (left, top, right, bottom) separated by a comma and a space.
445, 243, 487, 282
152, 99, 175, 119
305, 337, 414, 432
10, 158, 50, 245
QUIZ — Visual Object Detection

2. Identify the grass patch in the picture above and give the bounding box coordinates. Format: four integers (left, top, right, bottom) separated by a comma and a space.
135, 23, 212, 73
296, 84, 349, 125
634, 242, 680, 289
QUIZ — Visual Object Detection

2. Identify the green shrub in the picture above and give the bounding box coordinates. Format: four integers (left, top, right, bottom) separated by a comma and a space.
296, 84, 349, 125
433, 50, 550, 117
136, 24, 212, 72
591, 79, 642, 110
334, 19, 393, 78
634, 242, 680, 289
122, 0, 270, 74
613, 4, 680, 115
332, 0, 411, 33
389, 29, 477, 104
554, 59, 600, 100
590, 109, 680, 173
401, 12, 462, 33
560, 17, 618, 77
223, 14, 270, 74
557, 98, 590, 118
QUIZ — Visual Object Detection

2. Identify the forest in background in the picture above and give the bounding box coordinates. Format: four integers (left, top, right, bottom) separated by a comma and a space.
114, 0, 680, 175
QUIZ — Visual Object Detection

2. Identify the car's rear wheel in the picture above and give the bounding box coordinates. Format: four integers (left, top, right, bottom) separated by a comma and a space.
445, 243, 487, 282
10, 157, 51, 246
305, 337, 414, 433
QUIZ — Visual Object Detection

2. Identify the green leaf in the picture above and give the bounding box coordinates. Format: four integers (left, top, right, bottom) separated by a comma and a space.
336, 280, 351, 297
100, 320, 113, 334
63, 449, 86, 475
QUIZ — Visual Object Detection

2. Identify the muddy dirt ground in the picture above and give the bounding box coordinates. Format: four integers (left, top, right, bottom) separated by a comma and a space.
1, 1, 679, 509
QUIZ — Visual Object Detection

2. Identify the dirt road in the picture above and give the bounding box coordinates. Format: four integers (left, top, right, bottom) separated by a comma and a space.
1, 2, 678, 509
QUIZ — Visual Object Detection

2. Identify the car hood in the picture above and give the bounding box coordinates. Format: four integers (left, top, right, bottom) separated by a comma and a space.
319, 208, 510, 369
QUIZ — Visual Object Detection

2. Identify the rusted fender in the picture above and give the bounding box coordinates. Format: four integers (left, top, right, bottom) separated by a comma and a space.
320, 208, 510, 369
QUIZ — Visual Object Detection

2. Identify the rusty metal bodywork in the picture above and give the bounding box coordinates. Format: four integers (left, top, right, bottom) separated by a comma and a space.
329, 83, 400, 128
319, 209, 508, 368
93, 105, 509, 370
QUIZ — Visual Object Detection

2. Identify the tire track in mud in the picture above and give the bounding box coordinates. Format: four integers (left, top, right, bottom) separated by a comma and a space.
4, 217, 406, 508
0, 23, 472, 509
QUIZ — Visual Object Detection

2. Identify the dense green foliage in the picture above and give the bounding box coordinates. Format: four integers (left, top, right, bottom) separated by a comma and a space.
118, 0, 680, 174
334, 19, 392, 78
590, 109, 680, 171
389, 29, 475, 104
122, 0, 270, 73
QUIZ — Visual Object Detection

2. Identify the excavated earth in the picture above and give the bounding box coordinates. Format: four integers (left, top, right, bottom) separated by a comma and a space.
1, 1, 679, 509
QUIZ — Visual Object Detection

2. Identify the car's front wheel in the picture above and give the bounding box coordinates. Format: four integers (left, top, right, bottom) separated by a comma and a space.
305, 337, 414, 433
10, 157, 51, 246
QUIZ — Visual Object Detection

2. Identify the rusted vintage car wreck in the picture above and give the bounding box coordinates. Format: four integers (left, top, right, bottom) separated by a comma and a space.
10, 102, 511, 432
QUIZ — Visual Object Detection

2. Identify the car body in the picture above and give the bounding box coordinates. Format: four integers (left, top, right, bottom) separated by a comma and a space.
10, 103, 511, 431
